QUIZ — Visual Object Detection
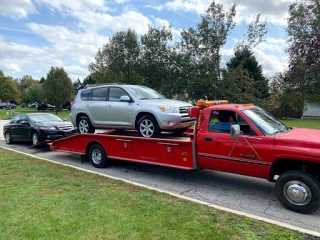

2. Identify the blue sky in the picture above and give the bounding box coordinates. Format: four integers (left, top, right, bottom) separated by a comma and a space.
0, 0, 292, 82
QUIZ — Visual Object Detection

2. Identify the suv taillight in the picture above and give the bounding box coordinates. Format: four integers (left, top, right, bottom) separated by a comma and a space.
71, 101, 76, 107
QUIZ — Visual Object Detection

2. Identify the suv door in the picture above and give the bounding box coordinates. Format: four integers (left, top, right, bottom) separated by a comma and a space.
106, 87, 134, 127
85, 87, 109, 125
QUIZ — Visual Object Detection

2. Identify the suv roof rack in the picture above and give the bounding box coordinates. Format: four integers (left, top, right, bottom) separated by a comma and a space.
84, 83, 128, 89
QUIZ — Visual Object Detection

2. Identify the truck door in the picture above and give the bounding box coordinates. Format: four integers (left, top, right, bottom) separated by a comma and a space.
197, 110, 270, 178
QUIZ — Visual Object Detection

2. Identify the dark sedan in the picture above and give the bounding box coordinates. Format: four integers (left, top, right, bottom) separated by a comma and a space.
3, 113, 76, 145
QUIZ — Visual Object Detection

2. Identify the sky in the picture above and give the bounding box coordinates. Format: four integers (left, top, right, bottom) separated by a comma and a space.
0, 0, 293, 82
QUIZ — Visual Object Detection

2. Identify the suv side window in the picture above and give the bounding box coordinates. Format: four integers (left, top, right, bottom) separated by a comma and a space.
81, 89, 92, 101
109, 87, 129, 102
92, 87, 107, 101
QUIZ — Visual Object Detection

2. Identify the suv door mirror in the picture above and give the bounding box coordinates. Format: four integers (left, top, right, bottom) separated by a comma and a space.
120, 96, 131, 102
230, 124, 240, 138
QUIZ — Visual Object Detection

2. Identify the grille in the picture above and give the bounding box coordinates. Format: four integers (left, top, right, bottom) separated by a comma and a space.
179, 106, 190, 117
58, 125, 74, 131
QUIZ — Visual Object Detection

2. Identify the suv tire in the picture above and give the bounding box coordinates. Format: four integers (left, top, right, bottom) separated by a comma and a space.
77, 116, 95, 134
137, 115, 160, 138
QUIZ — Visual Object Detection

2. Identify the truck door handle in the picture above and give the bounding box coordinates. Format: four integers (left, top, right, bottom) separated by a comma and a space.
204, 137, 212, 142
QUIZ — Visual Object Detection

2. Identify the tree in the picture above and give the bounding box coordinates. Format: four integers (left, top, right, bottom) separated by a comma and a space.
0, 70, 19, 102
226, 46, 269, 98
285, 0, 320, 100
43, 67, 73, 114
21, 83, 44, 104
89, 29, 143, 84
40, 77, 46, 83
19, 75, 39, 91
179, 1, 236, 101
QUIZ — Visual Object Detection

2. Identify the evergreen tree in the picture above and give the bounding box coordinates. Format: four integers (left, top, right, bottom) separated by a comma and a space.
226, 46, 269, 98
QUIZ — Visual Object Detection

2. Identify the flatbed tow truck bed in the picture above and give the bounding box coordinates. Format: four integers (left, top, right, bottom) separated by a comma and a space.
50, 130, 197, 170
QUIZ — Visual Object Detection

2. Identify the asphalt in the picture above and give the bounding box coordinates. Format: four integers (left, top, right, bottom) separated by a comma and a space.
1, 120, 319, 235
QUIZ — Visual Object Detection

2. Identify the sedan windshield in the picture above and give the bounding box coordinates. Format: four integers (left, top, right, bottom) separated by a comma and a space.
243, 107, 289, 135
29, 114, 63, 123
126, 86, 165, 100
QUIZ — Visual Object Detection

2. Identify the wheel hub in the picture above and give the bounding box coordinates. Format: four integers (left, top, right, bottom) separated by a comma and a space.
140, 119, 154, 137
92, 149, 101, 164
79, 120, 89, 133
284, 181, 311, 206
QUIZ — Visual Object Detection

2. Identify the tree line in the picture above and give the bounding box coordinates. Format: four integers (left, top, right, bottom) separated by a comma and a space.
1, 0, 319, 118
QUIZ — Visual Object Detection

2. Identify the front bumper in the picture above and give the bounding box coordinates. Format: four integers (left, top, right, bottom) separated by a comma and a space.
156, 112, 195, 130
39, 129, 77, 142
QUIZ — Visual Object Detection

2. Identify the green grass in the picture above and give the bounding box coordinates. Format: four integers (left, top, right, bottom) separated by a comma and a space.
0, 106, 71, 121
281, 119, 320, 130
0, 148, 307, 240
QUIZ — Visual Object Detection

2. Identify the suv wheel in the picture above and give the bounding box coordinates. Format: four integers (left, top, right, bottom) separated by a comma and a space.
77, 116, 95, 134
137, 115, 160, 138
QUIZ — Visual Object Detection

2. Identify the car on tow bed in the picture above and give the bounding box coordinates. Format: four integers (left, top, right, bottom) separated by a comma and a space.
3, 113, 76, 145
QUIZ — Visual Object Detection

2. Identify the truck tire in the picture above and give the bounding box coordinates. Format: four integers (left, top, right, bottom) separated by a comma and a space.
275, 170, 320, 214
77, 116, 95, 134
137, 115, 160, 138
89, 144, 108, 168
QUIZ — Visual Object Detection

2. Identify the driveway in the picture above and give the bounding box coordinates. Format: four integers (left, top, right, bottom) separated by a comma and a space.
0, 120, 319, 234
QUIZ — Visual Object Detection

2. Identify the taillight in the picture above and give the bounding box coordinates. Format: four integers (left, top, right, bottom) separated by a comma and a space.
71, 101, 76, 107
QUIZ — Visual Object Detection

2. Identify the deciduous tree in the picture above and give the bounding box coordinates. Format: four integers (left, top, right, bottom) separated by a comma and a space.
43, 67, 73, 114
0, 70, 19, 102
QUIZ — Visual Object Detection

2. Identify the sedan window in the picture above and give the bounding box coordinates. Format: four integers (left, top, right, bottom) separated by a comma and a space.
29, 114, 63, 122
11, 116, 21, 124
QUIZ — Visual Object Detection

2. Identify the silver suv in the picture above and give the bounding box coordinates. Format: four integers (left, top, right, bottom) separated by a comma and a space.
70, 84, 194, 137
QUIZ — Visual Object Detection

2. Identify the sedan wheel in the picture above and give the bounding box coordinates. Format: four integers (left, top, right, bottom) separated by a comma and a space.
5, 132, 12, 144
32, 132, 39, 145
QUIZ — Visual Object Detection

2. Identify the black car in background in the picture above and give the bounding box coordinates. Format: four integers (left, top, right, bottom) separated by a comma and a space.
0, 102, 17, 109
3, 113, 76, 145
37, 103, 55, 111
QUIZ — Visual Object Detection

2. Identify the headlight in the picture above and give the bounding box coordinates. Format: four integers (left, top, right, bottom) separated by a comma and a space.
158, 106, 179, 113
39, 126, 56, 130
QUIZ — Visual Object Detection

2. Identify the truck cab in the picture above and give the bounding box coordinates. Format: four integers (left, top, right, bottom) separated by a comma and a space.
190, 100, 320, 214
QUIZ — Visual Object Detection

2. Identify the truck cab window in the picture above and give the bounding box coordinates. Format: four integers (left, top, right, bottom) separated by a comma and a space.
209, 110, 237, 133
236, 114, 256, 136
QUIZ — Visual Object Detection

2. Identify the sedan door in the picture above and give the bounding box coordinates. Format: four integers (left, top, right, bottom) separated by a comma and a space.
15, 115, 33, 141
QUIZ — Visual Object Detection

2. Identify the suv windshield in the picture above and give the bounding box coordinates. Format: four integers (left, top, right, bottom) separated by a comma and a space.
29, 114, 63, 123
243, 107, 289, 135
125, 86, 165, 100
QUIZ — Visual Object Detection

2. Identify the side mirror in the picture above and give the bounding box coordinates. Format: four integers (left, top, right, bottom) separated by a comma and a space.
21, 121, 29, 125
230, 124, 240, 139
120, 96, 131, 102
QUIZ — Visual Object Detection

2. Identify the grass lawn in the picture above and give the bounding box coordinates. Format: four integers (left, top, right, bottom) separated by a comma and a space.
0, 148, 307, 240
281, 119, 320, 130
0, 106, 71, 121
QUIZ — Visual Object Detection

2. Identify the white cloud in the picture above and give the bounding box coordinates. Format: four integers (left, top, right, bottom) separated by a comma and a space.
256, 37, 287, 52
35, 0, 106, 12
0, 0, 37, 19
150, 0, 291, 26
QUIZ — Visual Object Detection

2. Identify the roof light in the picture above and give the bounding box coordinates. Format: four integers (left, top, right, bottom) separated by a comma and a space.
196, 100, 229, 107
242, 103, 254, 106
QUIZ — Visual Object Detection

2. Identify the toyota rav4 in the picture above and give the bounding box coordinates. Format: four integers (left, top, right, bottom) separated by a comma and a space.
70, 84, 194, 137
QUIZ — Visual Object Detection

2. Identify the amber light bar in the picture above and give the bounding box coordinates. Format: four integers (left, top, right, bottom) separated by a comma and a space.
195, 100, 229, 107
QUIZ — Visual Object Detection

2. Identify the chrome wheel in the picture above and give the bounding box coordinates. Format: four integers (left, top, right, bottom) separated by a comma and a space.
5, 132, 11, 144
283, 180, 312, 206
139, 119, 154, 138
91, 149, 102, 165
79, 119, 89, 133
32, 133, 39, 145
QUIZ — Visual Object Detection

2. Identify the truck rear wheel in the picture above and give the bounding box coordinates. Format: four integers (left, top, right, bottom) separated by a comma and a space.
275, 170, 320, 214
89, 144, 108, 168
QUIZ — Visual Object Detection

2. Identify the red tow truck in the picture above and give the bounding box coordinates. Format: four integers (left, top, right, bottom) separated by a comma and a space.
50, 100, 320, 214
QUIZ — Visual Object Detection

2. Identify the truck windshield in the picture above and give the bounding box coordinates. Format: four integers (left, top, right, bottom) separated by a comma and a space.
242, 107, 289, 135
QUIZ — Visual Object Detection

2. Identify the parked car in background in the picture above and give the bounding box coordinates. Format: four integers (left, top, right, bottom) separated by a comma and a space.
28, 102, 38, 108
37, 103, 55, 111
3, 113, 75, 145
0, 102, 17, 109
70, 84, 195, 137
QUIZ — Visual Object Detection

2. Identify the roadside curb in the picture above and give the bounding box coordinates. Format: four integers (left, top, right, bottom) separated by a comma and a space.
1, 145, 320, 237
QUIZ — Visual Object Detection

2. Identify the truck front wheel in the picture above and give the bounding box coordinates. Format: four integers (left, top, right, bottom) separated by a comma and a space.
275, 170, 320, 214
89, 144, 108, 168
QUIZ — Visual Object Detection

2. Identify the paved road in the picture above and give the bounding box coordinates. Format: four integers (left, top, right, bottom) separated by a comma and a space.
1, 120, 319, 233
